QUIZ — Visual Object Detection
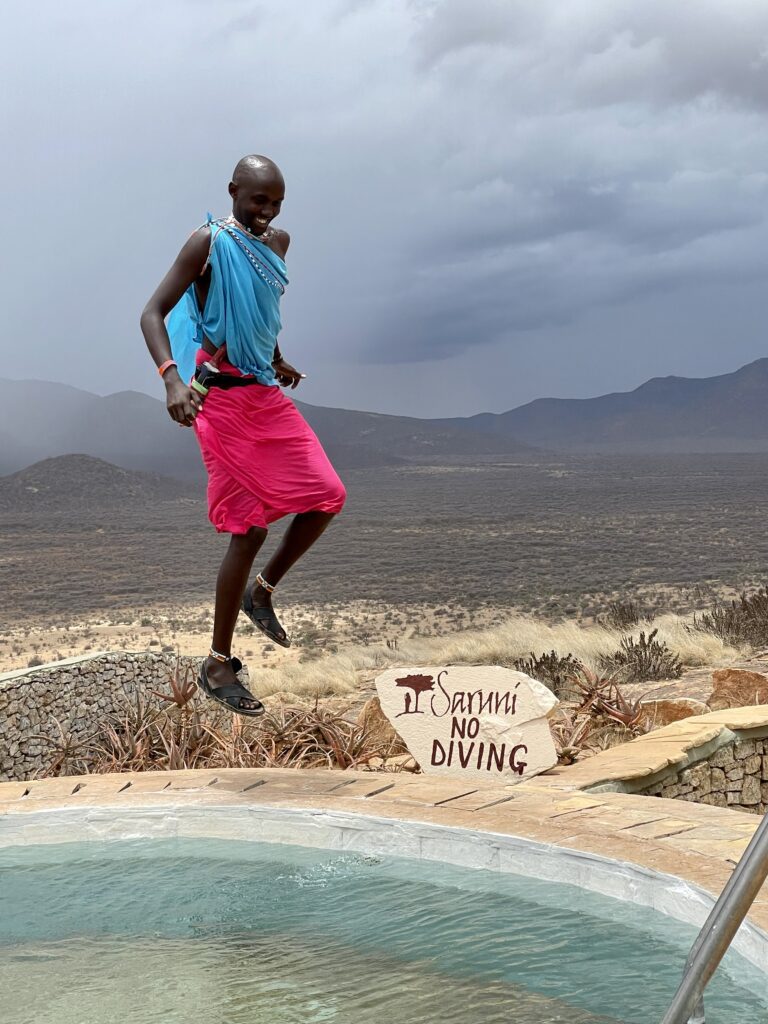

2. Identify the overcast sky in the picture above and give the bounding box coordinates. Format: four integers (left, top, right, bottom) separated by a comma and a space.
3, 0, 768, 417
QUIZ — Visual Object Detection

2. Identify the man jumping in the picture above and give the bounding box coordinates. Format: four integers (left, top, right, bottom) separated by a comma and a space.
140, 155, 346, 716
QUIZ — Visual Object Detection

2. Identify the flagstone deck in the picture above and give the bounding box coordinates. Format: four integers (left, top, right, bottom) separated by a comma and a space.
548, 705, 768, 794
1, 756, 766, 940
3, 705, 768, 962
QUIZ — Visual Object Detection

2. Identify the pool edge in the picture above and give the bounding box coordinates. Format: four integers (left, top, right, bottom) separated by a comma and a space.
2, 767, 768, 974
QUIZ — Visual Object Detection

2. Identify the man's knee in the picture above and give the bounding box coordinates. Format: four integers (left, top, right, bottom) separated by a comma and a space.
233, 525, 268, 549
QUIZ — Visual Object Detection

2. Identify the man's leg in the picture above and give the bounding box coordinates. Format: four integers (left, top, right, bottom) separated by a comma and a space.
261, 510, 336, 585
205, 525, 268, 706
249, 511, 336, 640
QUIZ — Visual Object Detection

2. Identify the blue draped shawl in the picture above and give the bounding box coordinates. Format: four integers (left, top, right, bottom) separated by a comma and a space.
166, 215, 289, 386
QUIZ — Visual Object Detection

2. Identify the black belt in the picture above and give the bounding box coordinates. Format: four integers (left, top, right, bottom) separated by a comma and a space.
192, 361, 261, 395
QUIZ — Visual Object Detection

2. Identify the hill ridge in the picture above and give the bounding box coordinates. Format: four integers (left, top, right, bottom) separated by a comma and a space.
0, 453, 199, 511
437, 358, 768, 451
4, 358, 768, 466
0, 379, 534, 480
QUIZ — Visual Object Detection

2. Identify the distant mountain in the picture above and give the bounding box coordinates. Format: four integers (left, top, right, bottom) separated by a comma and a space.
5, 360, 767, 476
0, 455, 199, 512
293, 400, 532, 462
438, 358, 768, 452
0, 378, 533, 479
0, 381, 197, 479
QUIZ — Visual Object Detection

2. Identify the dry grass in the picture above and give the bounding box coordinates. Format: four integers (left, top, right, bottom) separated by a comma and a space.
0, 599, 502, 675
649, 614, 739, 666
252, 610, 743, 700
32, 608, 746, 776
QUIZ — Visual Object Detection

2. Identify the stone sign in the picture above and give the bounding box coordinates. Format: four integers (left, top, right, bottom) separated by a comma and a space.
375, 665, 559, 784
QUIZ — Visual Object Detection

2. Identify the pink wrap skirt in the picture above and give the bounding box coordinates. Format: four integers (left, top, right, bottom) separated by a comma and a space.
192, 350, 346, 534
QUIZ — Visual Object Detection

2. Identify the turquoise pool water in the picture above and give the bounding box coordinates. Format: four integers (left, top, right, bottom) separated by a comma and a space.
0, 838, 766, 1023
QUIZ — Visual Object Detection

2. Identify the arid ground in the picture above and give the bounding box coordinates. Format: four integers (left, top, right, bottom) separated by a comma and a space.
3, 453, 768, 676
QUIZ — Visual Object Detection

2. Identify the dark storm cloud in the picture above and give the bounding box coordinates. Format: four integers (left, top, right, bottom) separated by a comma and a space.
2, 0, 768, 416
359, 0, 768, 364
413, 1, 768, 111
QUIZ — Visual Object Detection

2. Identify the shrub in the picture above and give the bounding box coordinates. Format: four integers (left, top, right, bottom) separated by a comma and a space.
599, 629, 682, 682
549, 707, 593, 764
27, 655, 44, 668
294, 625, 322, 647
694, 586, 768, 647
604, 600, 642, 631
514, 650, 584, 699
569, 669, 647, 727
549, 670, 648, 763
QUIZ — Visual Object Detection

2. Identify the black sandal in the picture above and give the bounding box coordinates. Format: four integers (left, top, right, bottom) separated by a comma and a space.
241, 573, 291, 648
197, 649, 265, 718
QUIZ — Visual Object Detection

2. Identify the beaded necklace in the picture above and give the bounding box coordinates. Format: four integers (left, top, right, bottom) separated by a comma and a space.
226, 215, 276, 246
220, 218, 286, 295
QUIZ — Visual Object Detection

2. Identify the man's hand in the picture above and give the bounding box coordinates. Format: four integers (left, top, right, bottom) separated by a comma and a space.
165, 378, 203, 427
273, 357, 306, 390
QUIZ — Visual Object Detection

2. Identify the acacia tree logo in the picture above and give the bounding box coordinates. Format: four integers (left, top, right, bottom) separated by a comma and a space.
395, 673, 435, 717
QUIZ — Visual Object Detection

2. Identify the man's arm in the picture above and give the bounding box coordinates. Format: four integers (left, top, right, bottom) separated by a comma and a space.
140, 227, 211, 427
271, 230, 305, 388
272, 228, 290, 365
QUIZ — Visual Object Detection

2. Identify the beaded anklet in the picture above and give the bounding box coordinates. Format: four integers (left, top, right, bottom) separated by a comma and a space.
256, 573, 276, 594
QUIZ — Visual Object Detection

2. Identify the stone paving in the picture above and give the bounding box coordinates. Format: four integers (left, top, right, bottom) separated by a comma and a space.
1, 757, 766, 935
549, 705, 768, 796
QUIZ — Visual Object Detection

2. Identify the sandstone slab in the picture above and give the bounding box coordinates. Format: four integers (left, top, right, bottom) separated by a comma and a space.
707, 669, 768, 711
375, 665, 558, 784
640, 698, 709, 731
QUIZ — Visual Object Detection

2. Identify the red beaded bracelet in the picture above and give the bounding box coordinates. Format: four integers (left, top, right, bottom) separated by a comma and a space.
157, 359, 177, 377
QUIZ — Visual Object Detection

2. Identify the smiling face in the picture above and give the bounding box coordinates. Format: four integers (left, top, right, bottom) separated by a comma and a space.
228, 158, 285, 235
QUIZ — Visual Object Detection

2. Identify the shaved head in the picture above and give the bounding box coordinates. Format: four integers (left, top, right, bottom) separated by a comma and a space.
228, 154, 286, 237
232, 154, 283, 185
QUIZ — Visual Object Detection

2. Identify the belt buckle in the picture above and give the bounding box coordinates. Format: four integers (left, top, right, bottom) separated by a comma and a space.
193, 360, 222, 396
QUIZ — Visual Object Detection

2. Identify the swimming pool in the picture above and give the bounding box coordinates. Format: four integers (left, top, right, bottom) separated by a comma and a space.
1, 835, 766, 1024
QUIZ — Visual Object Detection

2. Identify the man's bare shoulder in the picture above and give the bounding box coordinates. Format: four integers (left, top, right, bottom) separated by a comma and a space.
273, 228, 290, 259
171, 224, 212, 276
180, 224, 212, 258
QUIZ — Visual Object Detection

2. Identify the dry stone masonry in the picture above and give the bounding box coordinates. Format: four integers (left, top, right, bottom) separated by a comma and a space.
639, 736, 768, 815
0, 652, 200, 782
555, 706, 768, 818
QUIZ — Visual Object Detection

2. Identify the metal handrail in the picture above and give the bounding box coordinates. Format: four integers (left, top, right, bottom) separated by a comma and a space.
660, 809, 768, 1024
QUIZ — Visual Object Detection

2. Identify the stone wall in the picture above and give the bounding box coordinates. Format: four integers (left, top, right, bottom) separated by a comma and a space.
555, 706, 768, 817
638, 737, 768, 814
0, 652, 199, 782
